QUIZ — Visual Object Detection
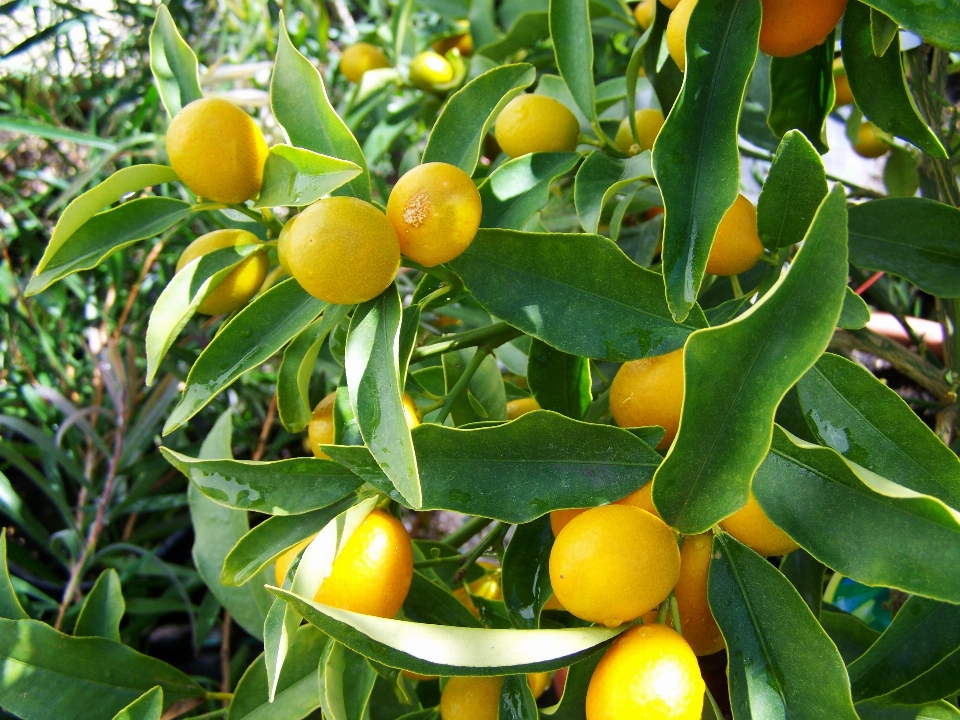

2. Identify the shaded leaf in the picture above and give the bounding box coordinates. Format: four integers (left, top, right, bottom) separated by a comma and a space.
479, 152, 579, 230
855, 700, 960, 720
501, 515, 554, 629
768, 36, 834, 153
110, 687, 162, 720
549, 0, 595, 120
319, 642, 378, 720
500, 674, 538, 720
527, 339, 591, 420
74, 569, 124, 641
838, 288, 871, 330
148, 5, 202, 116
403, 572, 483, 628
780, 549, 825, 618
574, 151, 654, 234
858, 0, 959, 51
820, 609, 880, 664
441, 348, 506, 427
478, 12, 550, 61
0, 533, 26, 620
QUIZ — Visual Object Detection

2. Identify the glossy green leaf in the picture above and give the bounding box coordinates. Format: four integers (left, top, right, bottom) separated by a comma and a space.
478, 12, 550, 61
0, 618, 203, 719
757, 130, 829, 250
500, 674, 538, 720
574, 151, 654, 234
643, 2, 683, 115
847, 198, 960, 297
403, 572, 483, 628
164, 279, 325, 434
161, 449, 362, 516
271, 19, 370, 200
468, 0, 500, 47
549, 0, 595, 120
883, 147, 921, 198
319, 642, 378, 720
527, 339, 591, 420
324, 411, 661, 521
652, 187, 849, 533
838, 288, 871, 330
858, 0, 960, 51
753, 427, 960, 603
145, 244, 261, 385
254, 145, 361, 208
268, 587, 621, 675
148, 5, 202, 116
871, 8, 899, 55
708, 532, 859, 720
74, 569, 124, 641
540, 651, 604, 719
448, 229, 707, 362
422, 63, 536, 175
441, 348, 507, 427
841, 1, 946, 159
652, 0, 761, 321
346, 286, 421, 508
820, 609, 880, 664
848, 596, 960, 703
479, 152, 580, 230
797, 353, 960, 509
780, 549, 825, 618
228, 624, 327, 720
110, 687, 162, 720
501, 515, 554, 629
0, 532, 27, 620
856, 700, 960, 720
189, 411, 272, 640
27, 197, 191, 296
768, 36, 834, 153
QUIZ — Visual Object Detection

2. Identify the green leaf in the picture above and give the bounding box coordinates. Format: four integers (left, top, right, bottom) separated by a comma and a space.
0, 469, 50, 547
145, 244, 261, 386
189, 411, 272, 640
838, 288, 871, 330
271, 19, 370, 200
422, 63, 536, 175
323, 411, 662, 522
549, 0, 596, 121
110, 687, 162, 720
277, 305, 351, 433
855, 700, 960, 720
753, 426, 960, 604
643, 2, 683, 115
847, 198, 960, 297
797, 353, 960, 509
254, 145, 361, 208
526, 339, 591, 420
501, 515, 554, 629
319, 642, 378, 720
0, 618, 203, 719
500, 674, 538, 720
848, 596, 960, 704
871, 7, 900, 56
27, 197, 191, 296
403, 572, 483, 628
652, 186, 849, 533
0, 116, 117, 150
767, 35, 834, 153
268, 587, 621, 675
448, 229, 707, 362
478, 152, 580, 230
478, 12, 550, 61
757, 130, 829, 250
540, 651, 603, 720
652, 0, 761, 321
161, 449, 362, 515
164, 279, 325, 434
858, 0, 960, 51
228, 624, 327, 720
74, 569, 124, 641
148, 5, 202, 116
0, 533, 26, 620
441, 349, 507, 427
841, 1, 947, 159
883, 147, 921, 198
574, 151, 655, 234
708, 532, 860, 720
346, 286, 421, 508
780, 549, 825, 618
469, 0, 500, 47
820, 609, 880, 664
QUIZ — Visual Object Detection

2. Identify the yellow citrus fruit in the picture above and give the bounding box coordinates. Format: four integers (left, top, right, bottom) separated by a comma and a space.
706, 194, 764, 277
853, 122, 892, 158
340, 42, 390, 83
495, 94, 580, 158
666, 0, 698, 72
674, 534, 724, 656
403, 670, 439, 682
453, 561, 503, 618
410, 51, 454, 91
550, 508, 585, 536
506, 397, 540, 420
634, 0, 656, 28
549, 505, 681, 627
175, 229, 268, 315
720, 492, 799, 556
166, 97, 268, 205
308, 391, 420, 460
385, 162, 482, 267
286, 197, 400, 304
277, 216, 296, 276
314, 509, 414, 618
833, 58, 854, 108
274, 535, 314, 586
440, 674, 552, 719
433, 32, 474, 56
585, 624, 705, 720
659, 0, 680, 10
760, 0, 848, 57
528, 672, 551, 700
615, 481, 659, 518
615, 109, 665, 156
609, 348, 684, 449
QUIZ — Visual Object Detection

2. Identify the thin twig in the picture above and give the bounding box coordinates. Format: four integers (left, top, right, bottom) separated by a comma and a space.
452, 522, 508, 587
112, 238, 167, 343
443, 516, 493, 548
220, 611, 232, 696
411, 323, 520, 362
252, 393, 278, 461
435, 346, 491, 424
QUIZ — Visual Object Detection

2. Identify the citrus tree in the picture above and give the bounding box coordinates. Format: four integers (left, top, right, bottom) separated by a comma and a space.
4, 0, 960, 718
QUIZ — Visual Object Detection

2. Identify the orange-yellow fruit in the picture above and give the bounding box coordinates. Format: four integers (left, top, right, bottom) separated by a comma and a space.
386, 162, 481, 267
495, 94, 580, 158
549, 505, 680, 627
833, 58, 853, 107
340, 42, 390, 83
506, 397, 540, 420
666, 0, 698, 72
659, 0, 680, 9
721, 493, 799, 556
286, 196, 400, 304
615, 109, 665, 156
314, 509, 414, 618
528, 672, 551, 700
277, 216, 297, 275
759, 0, 848, 58
175, 229, 268, 315
433, 32, 473, 57
274, 535, 314, 586
166, 97, 268, 204
609, 348, 684, 449
453, 562, 503, 618
403, 670, 439, 682
309, 391, 419, 460
550, 508, 586, 536
585, 624, 705, 720
615, 481, 659, 518
706, 194, 764, 277
634, 0, 656, 28
410, 51, 454, 91
853, 122, 892, 158
440, 674, 552, 719
674, 534, 724, 656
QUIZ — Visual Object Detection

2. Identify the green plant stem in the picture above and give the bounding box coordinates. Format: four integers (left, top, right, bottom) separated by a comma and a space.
413, 555, 464, 569
669, 593, 682, 634
443, 516, 494, 548
417, 283, 455, 308
434, 346, 491, 424
403, 258, 463, 286
227, 204, 284, 233
205, 692, 233, 702
730, 275, 744, 299
452, 521, 509, 587
656, 595, 671, 624
411, 322, 522, 362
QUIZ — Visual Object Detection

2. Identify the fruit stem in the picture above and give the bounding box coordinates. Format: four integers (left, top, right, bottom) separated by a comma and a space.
730, 275, 744, 299
655, 596, 670, 625
413, 555, 464, 568
227, 204, 284, 234
443, 515, 494, 548
417, 283, 457, 309
204, 692, 233, 702
434, 346, 491, 424
410, 322, 522, 362
669, 593, 682, 635
452, 521, 509, 587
